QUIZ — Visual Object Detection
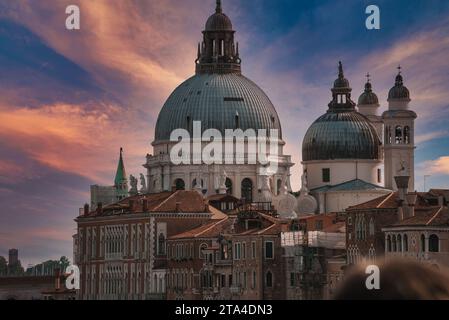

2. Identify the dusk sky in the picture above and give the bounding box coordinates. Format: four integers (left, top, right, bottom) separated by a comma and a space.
1, 0, 449, 266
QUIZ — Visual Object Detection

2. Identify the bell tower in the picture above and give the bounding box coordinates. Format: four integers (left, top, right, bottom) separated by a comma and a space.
382, 67, 417, 191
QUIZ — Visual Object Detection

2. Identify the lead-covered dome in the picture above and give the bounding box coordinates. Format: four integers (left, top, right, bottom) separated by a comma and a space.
302, 62, 381, 161
358, 82, 379, 105
302, 112, 381, 161
154, 73, 282, 142
205, 0, 233, 31
388, 74, 410, 101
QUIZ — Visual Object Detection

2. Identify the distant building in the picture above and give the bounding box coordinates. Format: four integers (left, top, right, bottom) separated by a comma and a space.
166, 206, 346, 300
74, 190, 224, 300
346, 175, 449, 264
166, 204, 289, 300
282, 213, 346, 300
382, 190, 449, 269
90, 148, 129, 210
8, 249, 18, 266
0, 270, 75, 300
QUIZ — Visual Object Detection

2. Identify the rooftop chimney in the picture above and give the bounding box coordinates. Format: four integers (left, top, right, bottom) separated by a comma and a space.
406, 193, 418, 218
96, 203, 103, 215
55, 268, 61, 290
395, 176, 410, 221
395, 176, 410, 201
83, 203, 90, 216
438, 195, 445, 207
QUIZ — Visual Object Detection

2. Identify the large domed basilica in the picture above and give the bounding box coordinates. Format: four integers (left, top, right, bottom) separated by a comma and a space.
145, 0, 293, 202
91, 0, 418, 218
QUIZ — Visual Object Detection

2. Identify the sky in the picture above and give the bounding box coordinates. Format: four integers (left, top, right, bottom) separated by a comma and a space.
1, 0, 449, 266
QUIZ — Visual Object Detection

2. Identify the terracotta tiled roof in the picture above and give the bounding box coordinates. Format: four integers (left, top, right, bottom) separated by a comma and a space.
169, 217, 232, 240
347, 191, 437, 211
82, 191, 211, 218
322, 221, 346, 233
390, 207, 449, 227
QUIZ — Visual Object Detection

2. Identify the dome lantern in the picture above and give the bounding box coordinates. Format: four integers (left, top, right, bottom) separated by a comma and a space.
302, 62, 381, 162
328, 62, 356, 112
196, 0, 241, 74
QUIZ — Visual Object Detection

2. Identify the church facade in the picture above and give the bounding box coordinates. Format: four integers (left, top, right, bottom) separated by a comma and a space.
298, 63, 417, 215
144, 0, 293, 203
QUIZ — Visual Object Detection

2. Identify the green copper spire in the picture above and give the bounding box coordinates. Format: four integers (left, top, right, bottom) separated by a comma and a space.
114, 147, 127, 187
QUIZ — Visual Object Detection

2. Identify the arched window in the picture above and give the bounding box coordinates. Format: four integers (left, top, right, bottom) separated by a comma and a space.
429, 234, 439, 252
199, 243, 208, 259
235, 112, 240, 129
226, 178, 233, 195
387, 235, 391, 252
403, 234, 408, 252
158, 233, 166, 255
392, 235, 397, 252
266, 271, 273, 288
369, 218, 375, 236
404, 126, 410, 144
421, 234, 426, 252
277, 179, 282, 195
241, 178, 253, 203
361, 216, 366, 240
174, 179, 185, 191
397, 234, 402, 252
395, 126, 403, 144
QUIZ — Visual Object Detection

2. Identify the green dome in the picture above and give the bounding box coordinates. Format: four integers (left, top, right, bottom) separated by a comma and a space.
302, 111, 381, 161
154, 73, 282, 142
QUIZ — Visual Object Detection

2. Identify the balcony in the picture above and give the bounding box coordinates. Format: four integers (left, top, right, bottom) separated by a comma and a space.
230, 286, 242, 295
215, 259, 232, 266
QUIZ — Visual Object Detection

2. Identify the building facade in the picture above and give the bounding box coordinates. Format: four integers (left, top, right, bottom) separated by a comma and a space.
74, 190, 224, 300
346, 176, 449, 264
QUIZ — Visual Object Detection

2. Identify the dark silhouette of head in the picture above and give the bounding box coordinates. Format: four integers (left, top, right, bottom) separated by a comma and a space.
334, 259, 449, 300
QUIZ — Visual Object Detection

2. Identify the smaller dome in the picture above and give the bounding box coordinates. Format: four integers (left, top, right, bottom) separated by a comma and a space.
206, 13, 233, 31
388, 74, 410, 100
358, 82, 379, 105
205, 1, 233, 31
333, 61, 350, 88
